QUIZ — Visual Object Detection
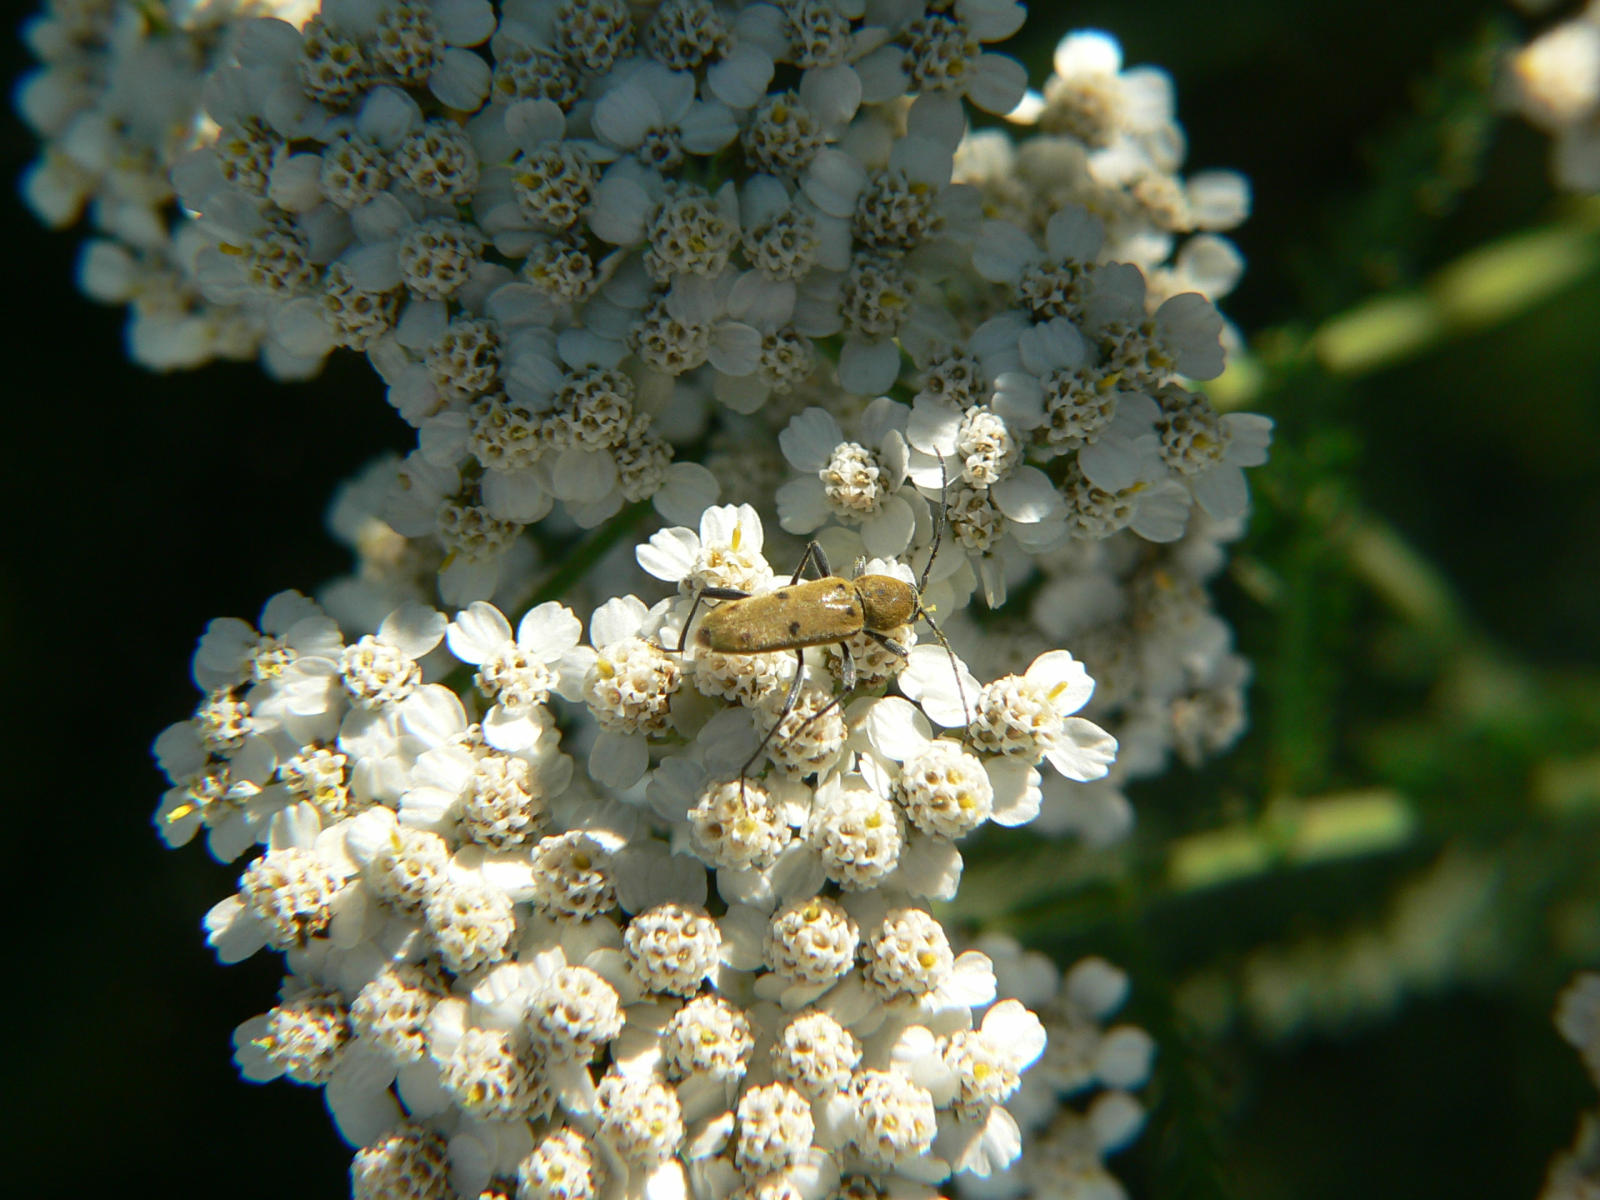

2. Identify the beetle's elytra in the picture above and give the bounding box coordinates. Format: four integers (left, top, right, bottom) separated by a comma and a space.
695, 575, 919, 655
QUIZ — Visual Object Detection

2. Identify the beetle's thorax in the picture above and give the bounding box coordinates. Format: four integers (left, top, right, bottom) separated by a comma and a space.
854, 574, 917, 630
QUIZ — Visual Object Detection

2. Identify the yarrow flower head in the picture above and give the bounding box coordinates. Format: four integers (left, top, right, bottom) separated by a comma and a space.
90, 3, 1284, 1198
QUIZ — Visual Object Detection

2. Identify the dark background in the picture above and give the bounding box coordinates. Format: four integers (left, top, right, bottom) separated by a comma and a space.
4, 0, 1597, 1195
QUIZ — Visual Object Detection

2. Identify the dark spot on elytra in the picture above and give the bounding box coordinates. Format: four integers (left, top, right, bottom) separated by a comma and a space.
788, 620, 801, 635
777, 589, 790, 600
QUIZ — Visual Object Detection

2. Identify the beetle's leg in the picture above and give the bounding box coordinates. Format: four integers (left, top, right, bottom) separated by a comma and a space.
672, 586, 750, 653
836, 640, 857, 691
773, 685, 851, 764
740, 648, 808, 791
862, 628, 909, 659
776, 638, 862, 763
790, 540, 832, 584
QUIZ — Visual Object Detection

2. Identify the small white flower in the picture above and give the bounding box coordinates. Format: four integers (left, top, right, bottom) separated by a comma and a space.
860, 696, 1042, 836
591, 61, 738, 171
446, 600, 586, 749
637, 502, 775, 598
775, 401, 917, 558
966, 651, 1118, 780
571, 594, 682, 788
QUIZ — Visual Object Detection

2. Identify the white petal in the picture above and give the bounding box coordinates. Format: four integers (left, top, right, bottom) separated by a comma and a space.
654, 463, 720, 526
707, 43, 774, 109
399, 684, 469, 746
991, 467, 1061, 523
480, 467, 553, 523
894, 833, 962, 901
1054, 29, 1122, 78
1175, 232, 1246, 298
861, 494, 915, 557
906, 90, 967, 149
326, 1051, 403, 1147
591, 594, 649, 645
356, 86, 423, 149
853, 45, 907, 104
837, 337, 901, 395
377, 603, 447, 660
1224, 412, 1274, 467
1023, 649, 1094, 708
899, 644, 980, 728
430, 47, 492, 113
205, 896, 268, 963
589, 730, 649, 789
518, 601, 582, 658
778, 408, 844, 472
588, 173, 654, 245
1191, 464, 1248, 521
1078, 434, 1144, 493
800, 148, 867, 219
1045, 204, 1106, 263
1089, 1091, 1146, 1153
1155, 292, 1225, 380
418, 409, 470, 467
551, 447, 619, 502
396, 1059, 453, 1117
906, 395, 963, 456
1128, 479, 1191, 542
396, 296, 449, 348
1096, 1025, 1156, 1088
986, 759, 1041, 827
966, 53, 1028, 115
446, 601, 512, 665
708, 321, 761, 376
434, 0, 496, 46
482, 706, 545, 753
594, 79, 662, 150
1017, 315, 1089, 375
679, 102, 740, 155
504, 98, 566, 151
773, 476, 828, 534
1044, 717, 1117, 781
267, 152, 324, 212
798, 62, 861, 129
862, 696, 932, 761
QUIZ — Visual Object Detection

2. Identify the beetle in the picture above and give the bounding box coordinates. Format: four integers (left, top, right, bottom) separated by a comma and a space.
673, 459, 969, 788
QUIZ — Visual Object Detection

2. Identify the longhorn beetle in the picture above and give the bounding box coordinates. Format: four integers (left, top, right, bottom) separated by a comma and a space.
673, 457, 970, 790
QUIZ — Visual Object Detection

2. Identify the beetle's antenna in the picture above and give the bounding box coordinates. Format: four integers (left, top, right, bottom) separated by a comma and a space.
919, 452, 948, 596
917, 601, 972, 729
915, 451, 971, 727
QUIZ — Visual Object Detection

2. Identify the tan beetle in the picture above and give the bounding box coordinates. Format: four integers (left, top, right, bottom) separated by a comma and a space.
674, 460, 968, 786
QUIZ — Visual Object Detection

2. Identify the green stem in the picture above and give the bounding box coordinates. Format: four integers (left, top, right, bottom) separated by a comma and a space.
515, 500, 656, 613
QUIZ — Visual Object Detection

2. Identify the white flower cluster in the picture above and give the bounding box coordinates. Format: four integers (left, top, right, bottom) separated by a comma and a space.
20, 3, 1270, 667
153, 496, 1130, 1199
1504, 1, 1600, 192
80, 3, 1276, 1195
1025, 509, 1256, 829
14, 0, 291, 369
957, 939, 1154, 1200
1543, 973, 1600, 1200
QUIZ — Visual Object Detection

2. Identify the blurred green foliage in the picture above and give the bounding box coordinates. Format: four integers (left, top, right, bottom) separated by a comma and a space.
960, 3, 1600, 1197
